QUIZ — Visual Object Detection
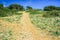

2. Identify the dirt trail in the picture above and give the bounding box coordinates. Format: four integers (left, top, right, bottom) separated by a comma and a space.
19, 12, 41, 40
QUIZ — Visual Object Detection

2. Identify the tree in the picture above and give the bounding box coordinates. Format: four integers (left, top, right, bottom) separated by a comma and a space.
56, 7, 60, 10
44, 6, 57, 11
8, 4, 24, 10
26, 6, 32, 10
0, 4, 3, 9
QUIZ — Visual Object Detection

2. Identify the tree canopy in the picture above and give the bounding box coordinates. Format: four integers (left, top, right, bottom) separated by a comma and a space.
44, 6, 60, 11
44, 6, 57, 11
26, 6, 32, 10
8, 4, 24, 10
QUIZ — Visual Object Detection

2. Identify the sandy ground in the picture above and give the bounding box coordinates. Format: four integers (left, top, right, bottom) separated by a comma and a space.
19, 12, 41, 40
0, 11, 59, 40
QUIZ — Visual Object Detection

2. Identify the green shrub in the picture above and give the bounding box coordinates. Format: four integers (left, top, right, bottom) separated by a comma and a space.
49, 30, 60, 36
0, 8, 21, 17
0, 9, 8, 17
30, 10, 40, 14
43, 10, 60, 17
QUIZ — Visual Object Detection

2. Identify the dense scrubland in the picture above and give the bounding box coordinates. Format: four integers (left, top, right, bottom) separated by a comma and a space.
0, 4, 60, 40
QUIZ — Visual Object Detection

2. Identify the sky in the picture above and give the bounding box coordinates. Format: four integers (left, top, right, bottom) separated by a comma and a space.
0, 0, 60, 9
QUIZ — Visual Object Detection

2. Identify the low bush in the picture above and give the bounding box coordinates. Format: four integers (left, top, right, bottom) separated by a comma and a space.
49, 30, 60, 36
29, 10, 41, 14
0, 8, 20, 17
43, 10, 60, 17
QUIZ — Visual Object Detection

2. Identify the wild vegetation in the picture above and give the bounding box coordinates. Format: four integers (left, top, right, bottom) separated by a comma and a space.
0, 4, 60, 40
30, 14, 60, 36
29, 8, 60, 37
0, 4, 23, 17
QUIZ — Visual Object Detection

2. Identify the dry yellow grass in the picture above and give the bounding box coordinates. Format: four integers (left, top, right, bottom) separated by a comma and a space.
0, 11, 59, 40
